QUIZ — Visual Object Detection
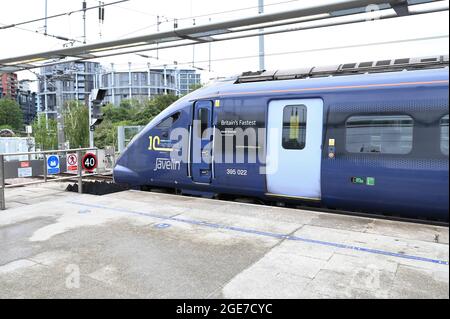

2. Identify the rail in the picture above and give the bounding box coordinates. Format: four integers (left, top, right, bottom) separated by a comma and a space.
0, 147, 113, 210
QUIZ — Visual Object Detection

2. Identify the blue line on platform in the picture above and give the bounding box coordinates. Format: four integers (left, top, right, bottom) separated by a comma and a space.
67, 201, 449, 266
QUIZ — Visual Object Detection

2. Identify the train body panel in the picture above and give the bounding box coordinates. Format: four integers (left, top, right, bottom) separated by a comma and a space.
321, 84, 449, 220
114, 67, 449, 221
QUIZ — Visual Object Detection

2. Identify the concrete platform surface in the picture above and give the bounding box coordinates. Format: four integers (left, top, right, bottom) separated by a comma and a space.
0, 186, 448, 299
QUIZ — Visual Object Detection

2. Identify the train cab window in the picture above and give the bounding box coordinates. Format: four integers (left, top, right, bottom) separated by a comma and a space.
346, 115, 413, 154
155, 112, 180, 130
441, 115, 449, 156
282, 105, 307, 150
197, 108, 210, 138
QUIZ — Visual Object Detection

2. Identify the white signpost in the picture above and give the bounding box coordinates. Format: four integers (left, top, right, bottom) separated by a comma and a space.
18, 167, 32, 178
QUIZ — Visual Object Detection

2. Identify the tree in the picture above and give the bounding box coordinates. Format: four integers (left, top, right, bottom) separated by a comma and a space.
102, 103, 134, 123
93, 95, 180, 149
0, 124, 13, 131
32, 114, 57, 150
64, 100, 89, 148
119, 98, 142, 109
94, 120, 117, 149
133, 94, 179, 125
0, 98, 24, 131
189, 83, 203, 93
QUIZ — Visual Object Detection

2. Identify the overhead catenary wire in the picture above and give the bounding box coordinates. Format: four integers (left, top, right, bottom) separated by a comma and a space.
117, 1, 303, 60
0, 0, 130, 30
108, 1, 448, 73
6, 13, 447, 76
117, 0, 302, 38
39, 1, 448, 67
0, 21, 83, 44
177, 0, 301, 21
113, 0, 301, 21
109, 4, 166, 18
104, 34, 449, 73
1, 0, 448, 71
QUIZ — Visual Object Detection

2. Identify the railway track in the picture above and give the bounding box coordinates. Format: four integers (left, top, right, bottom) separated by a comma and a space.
41, 174, 447, 228
143, 187, 450, 228
292, 203, 449, 228
63, 172, 113, 181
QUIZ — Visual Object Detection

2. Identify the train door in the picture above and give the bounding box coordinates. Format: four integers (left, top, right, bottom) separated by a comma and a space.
266, 99, 323, 199
191, 100, 214, 184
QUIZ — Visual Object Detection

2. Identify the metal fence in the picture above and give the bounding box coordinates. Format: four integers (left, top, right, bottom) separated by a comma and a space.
0, 147, 113, 210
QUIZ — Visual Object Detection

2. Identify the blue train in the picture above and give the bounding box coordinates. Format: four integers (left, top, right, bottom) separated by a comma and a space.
114, 56, 449, 221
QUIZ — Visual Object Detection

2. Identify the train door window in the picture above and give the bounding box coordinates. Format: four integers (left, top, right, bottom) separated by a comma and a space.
197, 108, 210, 138
282, 105, 307, 150
441, 115, 449, 156
346, 115, 413, 154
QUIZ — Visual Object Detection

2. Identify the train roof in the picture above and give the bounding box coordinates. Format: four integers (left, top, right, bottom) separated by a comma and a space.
145, 56, 448, 133
191, 55, 449, 100
235, 55, 449, 83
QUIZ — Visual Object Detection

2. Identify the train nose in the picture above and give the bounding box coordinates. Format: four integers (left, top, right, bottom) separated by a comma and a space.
113, 164, 141, 187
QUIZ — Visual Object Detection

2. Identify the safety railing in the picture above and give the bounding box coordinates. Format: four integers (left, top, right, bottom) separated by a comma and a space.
0, 147, 113, 210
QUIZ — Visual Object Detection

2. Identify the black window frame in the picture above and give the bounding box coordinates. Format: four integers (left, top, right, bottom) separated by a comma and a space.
282, 104, 307, 150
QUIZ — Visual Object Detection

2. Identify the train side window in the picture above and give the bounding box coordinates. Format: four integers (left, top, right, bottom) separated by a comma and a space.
346, 115, 413, 154
282, 105, 307, 150
156, 112, 180, 130
441, 115, 449, 156
197, 108, 210, 138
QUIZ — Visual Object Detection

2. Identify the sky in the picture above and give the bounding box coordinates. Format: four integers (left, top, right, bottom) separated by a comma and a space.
0, 0, 448, 85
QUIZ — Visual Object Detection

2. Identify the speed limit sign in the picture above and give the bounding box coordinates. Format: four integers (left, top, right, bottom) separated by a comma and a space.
82, 153, 98, 172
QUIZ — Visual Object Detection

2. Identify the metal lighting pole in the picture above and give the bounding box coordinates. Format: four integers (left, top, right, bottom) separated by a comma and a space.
51, 72, 74, 150
44, 0, 48, 35
163, 64, 167, 95
43, 78, 49, 128
128, 61, 132, 99
82, 1, 87, 44
147, 62, 152, 99
89, 96, 94, 148
110, 63, 115, 104
258, 0, 265, 71
56, 80, 66, 150
208, 18, 212, 72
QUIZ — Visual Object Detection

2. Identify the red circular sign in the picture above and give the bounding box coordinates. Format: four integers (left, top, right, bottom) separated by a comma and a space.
82, 153, 97, 171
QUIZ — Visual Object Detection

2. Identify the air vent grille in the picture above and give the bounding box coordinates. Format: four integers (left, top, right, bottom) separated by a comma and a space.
394, 58, 410, 65
376, 60, 391, 66
421, 58, 438, 63
358, 62, 374, 68
342, 63, 357, 69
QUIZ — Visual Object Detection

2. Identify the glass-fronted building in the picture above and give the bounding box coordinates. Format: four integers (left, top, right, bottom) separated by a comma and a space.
37, 61, 101, 119
36, 62, 202, 117
99, 66, 201, 105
